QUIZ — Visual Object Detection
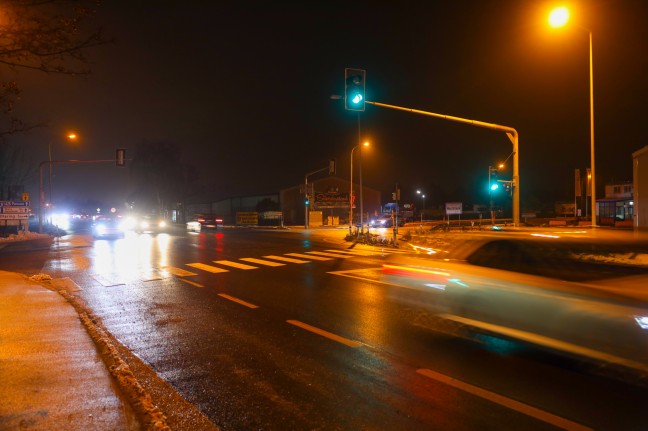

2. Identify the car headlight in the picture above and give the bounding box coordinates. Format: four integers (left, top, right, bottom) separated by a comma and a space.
380, 219, 387, 225
96, 224, 106, 234
158, 221, 166, 228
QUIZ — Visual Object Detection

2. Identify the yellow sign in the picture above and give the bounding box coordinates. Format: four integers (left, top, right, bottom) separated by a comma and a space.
22, 192, 29, 202
236, 212, 259, 225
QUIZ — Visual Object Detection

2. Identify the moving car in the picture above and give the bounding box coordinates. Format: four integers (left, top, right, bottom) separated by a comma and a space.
186, 214, 223, 232
369, 214, 402, 228
91, 215, 127, 239
135, 215, 167, 233
381, 234, 648, 376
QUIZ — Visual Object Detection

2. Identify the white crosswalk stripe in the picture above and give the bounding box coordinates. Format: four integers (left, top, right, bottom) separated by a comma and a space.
263, 255, 310, 264
213, 260, 258, 270
187, 262, 229, 273
285, 252, 331, 261
240, 257, 286, 267
306, 251, 354, 258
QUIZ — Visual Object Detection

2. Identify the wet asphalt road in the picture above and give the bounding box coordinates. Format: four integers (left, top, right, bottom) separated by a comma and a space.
3, 225, 648, 430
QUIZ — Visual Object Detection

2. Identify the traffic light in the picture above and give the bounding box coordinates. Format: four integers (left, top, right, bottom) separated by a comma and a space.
329, 159, 336, 175
489, 168, 499, 191
305, 197, 310, 206
116, 148, 126, 167
345, 68, 366, 111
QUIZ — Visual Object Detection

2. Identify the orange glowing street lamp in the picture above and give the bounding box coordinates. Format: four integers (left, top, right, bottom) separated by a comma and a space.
548, 5, 597, 226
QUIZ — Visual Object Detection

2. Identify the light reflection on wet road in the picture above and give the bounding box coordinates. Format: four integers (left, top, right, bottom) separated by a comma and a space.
11, 226, 648, 430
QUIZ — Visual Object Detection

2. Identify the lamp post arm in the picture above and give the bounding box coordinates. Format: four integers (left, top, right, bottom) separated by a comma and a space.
365, 100, 520, 227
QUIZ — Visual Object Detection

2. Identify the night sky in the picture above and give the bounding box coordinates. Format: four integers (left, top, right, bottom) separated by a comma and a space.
11, 0, 648, 211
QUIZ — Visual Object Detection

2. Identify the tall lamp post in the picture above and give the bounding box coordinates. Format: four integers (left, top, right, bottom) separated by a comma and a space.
549, 6, 596, 226
47, 132, 78, 210
349, 141, 369, 234
416, 190, 426, 223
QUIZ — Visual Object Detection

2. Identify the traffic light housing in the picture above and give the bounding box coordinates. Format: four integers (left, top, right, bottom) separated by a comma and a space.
345, 68, 366, 111
116, 148, 126, 167
489, 168, 499, 191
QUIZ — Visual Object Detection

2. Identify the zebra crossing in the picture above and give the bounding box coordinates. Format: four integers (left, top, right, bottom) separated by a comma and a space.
90, 248, 404, 287
171, 248, 402, 278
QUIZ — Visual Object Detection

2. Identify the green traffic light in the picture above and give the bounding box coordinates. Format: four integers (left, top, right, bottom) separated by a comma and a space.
490, 183, 499, 191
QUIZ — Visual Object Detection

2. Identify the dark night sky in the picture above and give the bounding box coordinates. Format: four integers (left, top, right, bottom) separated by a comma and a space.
11, 0, 648, 211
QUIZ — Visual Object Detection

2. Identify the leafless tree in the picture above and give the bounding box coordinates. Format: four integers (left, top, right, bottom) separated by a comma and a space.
0, 0, 110, 137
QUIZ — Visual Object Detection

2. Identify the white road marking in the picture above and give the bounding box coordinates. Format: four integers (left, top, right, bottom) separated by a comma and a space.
240, 257, 286, 267
263, 255, 310, 264
286, 252, 331, 261
213, 260, 258, 270
187, 263, 229, 273
287, 320, 363, 347
161, 266, 198, 277
218, 293, 259, 309
306, 251, 353, 258
416, 368, 593, 431
180, 278, 204, 288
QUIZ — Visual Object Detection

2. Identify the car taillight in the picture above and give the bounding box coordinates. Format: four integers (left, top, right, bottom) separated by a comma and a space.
216, 219, 223, 223
198, 218, 205, 222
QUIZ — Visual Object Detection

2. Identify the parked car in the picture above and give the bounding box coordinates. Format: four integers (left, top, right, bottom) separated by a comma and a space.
91, 215, 127, 239
381, 234, 648, 376
187, 214, 223, 232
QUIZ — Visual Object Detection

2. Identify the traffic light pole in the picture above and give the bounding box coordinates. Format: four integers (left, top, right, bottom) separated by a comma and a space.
365, 100, 521, 227
304, 166, 329, 229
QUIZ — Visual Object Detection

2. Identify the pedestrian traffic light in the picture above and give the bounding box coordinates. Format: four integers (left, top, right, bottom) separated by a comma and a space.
345, 68, 366, 111
305, 197, 309, 206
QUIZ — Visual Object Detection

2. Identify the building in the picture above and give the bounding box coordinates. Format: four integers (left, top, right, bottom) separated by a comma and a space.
597, 180, 633, 228
280, 176, 381, 227
633, 145, 648, 230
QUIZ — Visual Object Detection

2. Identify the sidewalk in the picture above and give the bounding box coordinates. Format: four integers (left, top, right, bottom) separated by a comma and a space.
0, 270, 138, 431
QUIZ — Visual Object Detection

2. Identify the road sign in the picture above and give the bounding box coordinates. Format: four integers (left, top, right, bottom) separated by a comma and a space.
0, 213, 29, 220
22, 192, 29, 201
0, 206, 29, 213
445, 202, 463, 215
0, 201, 29, 206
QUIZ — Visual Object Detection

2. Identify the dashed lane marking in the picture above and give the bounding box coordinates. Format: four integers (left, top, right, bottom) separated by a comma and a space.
161, 266, 198, 277
213, 260, 258, 270
180, 279, 204, 288
306, 251, 354, 258
287, 320, 363, 347
240, 258, 286, 267
263, 255, 310, 264
416, 369, 593, 431
187, 263, 229, 273
285, 253, 331, 261
218, 293, 259, 309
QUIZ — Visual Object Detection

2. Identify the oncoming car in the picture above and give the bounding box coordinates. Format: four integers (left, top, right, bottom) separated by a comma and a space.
91, 215, 127, 239
187, 214, 223, 232
135, 215, 168, 233
369, 214, 399, 228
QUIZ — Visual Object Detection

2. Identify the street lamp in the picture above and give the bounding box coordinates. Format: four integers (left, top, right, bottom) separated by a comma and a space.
416, 190, 426, 223
349, 141, 369, 234
548, 6, 597, 226
48, 131, 78, 209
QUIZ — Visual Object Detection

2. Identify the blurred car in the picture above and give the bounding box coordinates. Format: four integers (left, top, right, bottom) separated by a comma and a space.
135, 215, 168, 233
91, 215, 127, 239
369, 214, 402, 228
186, 214, 223, 232
381, 235, 648, 375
